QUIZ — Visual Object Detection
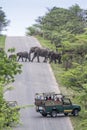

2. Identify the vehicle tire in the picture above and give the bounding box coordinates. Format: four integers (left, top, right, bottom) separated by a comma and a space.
41, 113, 47, 117
73, 109, 79, 116
64, 113, 68, 116
51, 111, 57, 117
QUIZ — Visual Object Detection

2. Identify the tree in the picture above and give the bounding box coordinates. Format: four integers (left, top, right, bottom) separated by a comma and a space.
61, 63, 87, 128
26, 26, 36, 36
30, 4, 87, 39
0, 48, 22, 129
26, 25, 42, 36
0, 7, 10, 34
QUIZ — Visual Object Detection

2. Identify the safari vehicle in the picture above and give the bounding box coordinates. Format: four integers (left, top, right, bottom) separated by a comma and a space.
34, 92, 64, 107
6, 101, 20, 111
7, 101, 18, 107
34, 93, 81, 117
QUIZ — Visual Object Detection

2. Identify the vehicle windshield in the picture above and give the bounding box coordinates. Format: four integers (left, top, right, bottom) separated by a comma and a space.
63, 98, 71, 105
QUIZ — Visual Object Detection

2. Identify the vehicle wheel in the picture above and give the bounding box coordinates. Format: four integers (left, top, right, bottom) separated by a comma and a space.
51, 111, 57, 117
64, 113, 68, 116
42, 113, 47, 117
73, 109, 79, 116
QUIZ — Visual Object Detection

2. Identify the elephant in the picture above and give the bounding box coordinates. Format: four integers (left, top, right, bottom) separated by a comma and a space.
17, 51, 29, 62
31, 47, 50, 62
9, 54, 17, 60
28, 46, 39, 61
49, 51, 62, 64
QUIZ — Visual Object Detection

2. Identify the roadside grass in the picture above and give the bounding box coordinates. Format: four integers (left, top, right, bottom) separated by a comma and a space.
0, 35, 6, 48
71, 116, 83, 130
36, 35, 82, 130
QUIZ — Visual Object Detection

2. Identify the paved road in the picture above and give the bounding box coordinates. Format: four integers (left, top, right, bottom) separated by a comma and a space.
5, 36, 73, 130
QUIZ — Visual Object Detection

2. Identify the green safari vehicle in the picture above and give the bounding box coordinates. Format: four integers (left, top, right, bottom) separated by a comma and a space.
35, 97, 81, 117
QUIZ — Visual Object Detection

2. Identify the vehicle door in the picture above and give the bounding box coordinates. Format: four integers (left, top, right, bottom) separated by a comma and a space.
62, 98, 73, 113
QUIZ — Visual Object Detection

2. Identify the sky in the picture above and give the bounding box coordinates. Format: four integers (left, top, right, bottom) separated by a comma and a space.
1, 0, 87, 36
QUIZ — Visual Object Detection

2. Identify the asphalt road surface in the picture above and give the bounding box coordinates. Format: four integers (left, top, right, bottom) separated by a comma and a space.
4, 36, 73, 130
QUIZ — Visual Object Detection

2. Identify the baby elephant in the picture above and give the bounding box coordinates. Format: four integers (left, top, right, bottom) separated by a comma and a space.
49, 51, 62, 64
17, 51, 29, 62
9, 54, 17, 61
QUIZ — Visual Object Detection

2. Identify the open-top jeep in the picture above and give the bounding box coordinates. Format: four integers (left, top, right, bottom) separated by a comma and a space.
34, 92, 81, 117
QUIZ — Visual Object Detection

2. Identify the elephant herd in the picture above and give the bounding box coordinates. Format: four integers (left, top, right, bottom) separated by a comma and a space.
9, 46, 62, 64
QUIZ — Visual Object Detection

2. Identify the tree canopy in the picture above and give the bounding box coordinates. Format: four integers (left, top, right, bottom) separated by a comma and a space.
0, 7, 9, 34
26, 4, 87, 45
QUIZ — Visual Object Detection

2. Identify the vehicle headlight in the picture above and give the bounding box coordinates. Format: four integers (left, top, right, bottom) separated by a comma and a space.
39, 106, 44, 110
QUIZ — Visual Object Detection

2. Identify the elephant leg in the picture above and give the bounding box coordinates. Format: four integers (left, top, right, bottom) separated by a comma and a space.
28, 57, 30, 62
43, 57, 47, 62
58, 57, 62, 64
37, 55, 40, 62
28, 53, 31, 61
22, 57, 24, 62
17, 56, 20, 61
31, 54, 36, 62
54, 59, 57, 64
